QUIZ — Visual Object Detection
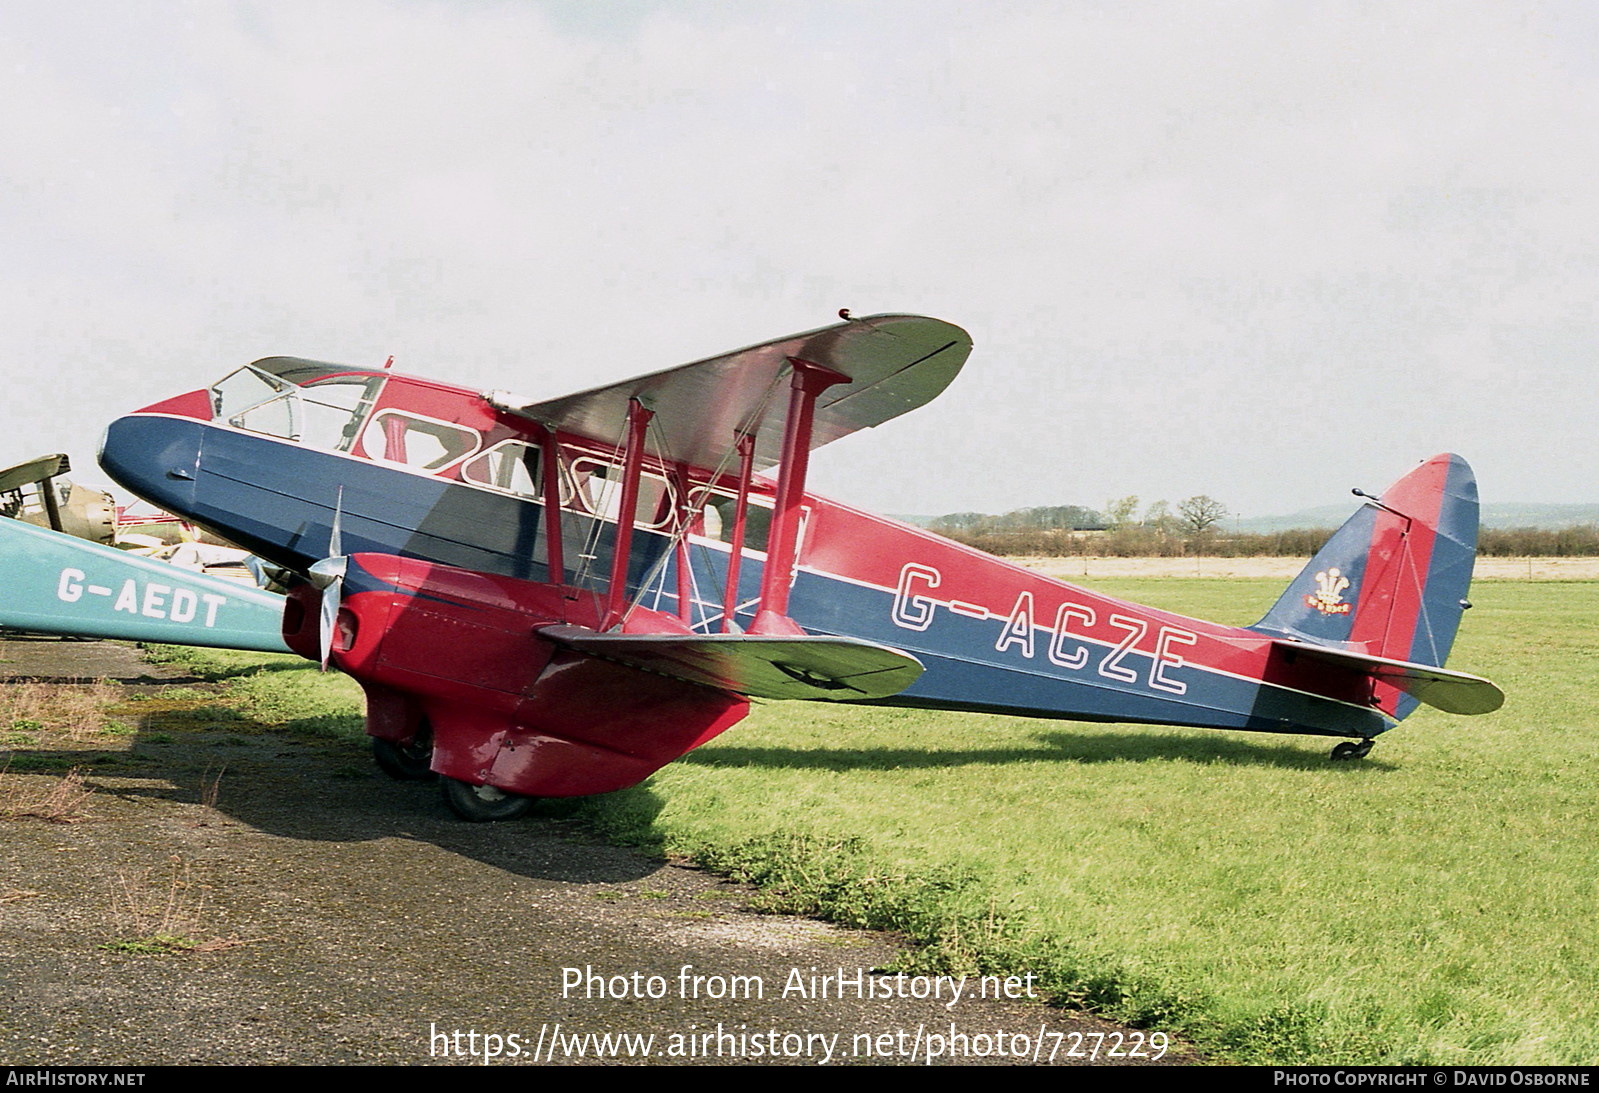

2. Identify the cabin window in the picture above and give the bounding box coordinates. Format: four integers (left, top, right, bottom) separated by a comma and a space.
568, 457, 676, 529
689, 488, 778, 554
360, 411, 479, 471
461, 440, 545, 500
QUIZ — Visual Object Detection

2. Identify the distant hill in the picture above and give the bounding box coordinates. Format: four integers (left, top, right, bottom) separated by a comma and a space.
1238, 502, 1599, 533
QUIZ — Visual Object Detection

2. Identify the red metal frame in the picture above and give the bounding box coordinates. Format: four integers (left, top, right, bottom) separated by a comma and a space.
671, 463, 693, 625
538, 424, 564, 589
602, 398, 655, 631
721, 431, 756, 632
751, 359, 848, 636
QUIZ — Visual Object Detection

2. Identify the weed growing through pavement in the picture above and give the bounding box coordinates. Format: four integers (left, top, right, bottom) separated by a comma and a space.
107, 855, 205, 953
0, 763, 93, 823
200, 763, 226, 809
102, 855, 252, 956
0, 680, 120, 742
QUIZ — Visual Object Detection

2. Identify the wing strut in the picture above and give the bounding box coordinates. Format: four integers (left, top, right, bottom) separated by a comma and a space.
751, 359, 848, 636
720, 431, 756, 632
602, 398, 654, 630
538, 424, 565, 586
671, 464, 693, 625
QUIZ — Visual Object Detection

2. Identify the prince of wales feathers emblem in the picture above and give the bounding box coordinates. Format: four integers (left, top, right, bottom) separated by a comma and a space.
1304, 567, 1352, 615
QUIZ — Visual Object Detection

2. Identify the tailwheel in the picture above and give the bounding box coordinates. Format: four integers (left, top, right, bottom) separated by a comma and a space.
1330, 738, 1375, 761
372, 722, 435, 781
441, 776, 534, 822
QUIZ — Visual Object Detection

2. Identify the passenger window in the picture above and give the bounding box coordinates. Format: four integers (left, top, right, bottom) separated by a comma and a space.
691, 489, 775, 553
462, 441, 542, 499
361, 411, 478, 471
569, 458, 675, 529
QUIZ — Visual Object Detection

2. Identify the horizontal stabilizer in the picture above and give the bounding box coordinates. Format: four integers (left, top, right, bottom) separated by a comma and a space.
1274, 640, 1504, 716
0, 517, 288, 653
537, 625, 924, 702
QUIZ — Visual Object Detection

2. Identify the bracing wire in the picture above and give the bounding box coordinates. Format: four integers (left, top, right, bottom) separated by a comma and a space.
620, 369, 789, 632
569, 410, 632, 594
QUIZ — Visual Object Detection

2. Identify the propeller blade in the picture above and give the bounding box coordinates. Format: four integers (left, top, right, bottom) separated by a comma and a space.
317, 571, 341, 670
328, 485, 343, 558
312, 486, 347, 671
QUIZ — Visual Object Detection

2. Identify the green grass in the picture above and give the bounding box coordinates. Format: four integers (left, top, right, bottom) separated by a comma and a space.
99, 934, 202, 956
144, 581, 1599, 1064
140, 645, 366, 742
567, 579, 1599, 1064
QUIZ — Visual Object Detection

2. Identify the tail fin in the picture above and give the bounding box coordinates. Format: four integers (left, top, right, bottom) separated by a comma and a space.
1252, 453, 1488, 721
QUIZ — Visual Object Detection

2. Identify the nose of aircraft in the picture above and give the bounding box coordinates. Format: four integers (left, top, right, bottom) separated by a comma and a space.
98, 413, 206, 517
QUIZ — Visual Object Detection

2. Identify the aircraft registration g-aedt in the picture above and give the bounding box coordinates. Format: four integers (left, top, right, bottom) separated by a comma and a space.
15, 313, 1504, 819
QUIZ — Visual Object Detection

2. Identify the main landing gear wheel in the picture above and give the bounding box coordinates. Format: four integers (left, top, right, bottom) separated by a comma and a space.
1330, 739, 1375, 761
441, 776, 534, 822
372, 724, 435, 782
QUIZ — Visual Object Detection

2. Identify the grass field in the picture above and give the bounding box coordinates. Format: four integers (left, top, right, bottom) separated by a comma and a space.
147, 577, 1599, 1065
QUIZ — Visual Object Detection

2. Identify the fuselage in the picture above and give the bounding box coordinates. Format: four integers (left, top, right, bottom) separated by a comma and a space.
100, 357, 1389, 741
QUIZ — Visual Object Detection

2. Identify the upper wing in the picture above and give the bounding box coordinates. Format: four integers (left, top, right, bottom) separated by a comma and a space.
0, 453, 70, 494
488, 314, 971, 471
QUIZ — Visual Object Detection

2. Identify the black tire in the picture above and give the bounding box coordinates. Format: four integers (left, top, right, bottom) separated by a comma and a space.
441, 776, 534, 822
1330, 740, 1372, 761
372, 724, 435, 781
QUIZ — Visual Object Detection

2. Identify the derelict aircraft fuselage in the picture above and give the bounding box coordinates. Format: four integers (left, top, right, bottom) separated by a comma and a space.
95, 314, 1502, 818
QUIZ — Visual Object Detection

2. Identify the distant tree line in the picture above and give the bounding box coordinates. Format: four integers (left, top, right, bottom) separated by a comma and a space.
935, 525, 1336, 558
928, 499, 1599, 557
1477, 526, 1599, 556
932, 494, 1252, 556
930, 505, 1104, 533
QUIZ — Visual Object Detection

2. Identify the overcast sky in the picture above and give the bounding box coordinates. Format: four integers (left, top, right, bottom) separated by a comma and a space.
5, 1, 1595, 520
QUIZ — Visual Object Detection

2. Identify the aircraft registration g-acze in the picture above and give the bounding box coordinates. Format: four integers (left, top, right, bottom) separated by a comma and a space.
64, 313, 1500, 820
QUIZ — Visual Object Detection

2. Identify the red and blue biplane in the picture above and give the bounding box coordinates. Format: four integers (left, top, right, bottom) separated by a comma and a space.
65, 313, 1500, 819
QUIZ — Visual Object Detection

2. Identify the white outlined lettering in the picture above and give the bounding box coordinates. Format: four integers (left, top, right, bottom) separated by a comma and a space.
1151, 627, 1198, 694
1098, 615, 1148, 683
995, 592, 1036, 658
1047, 602, 1096, 670
891, 564, 941, 631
